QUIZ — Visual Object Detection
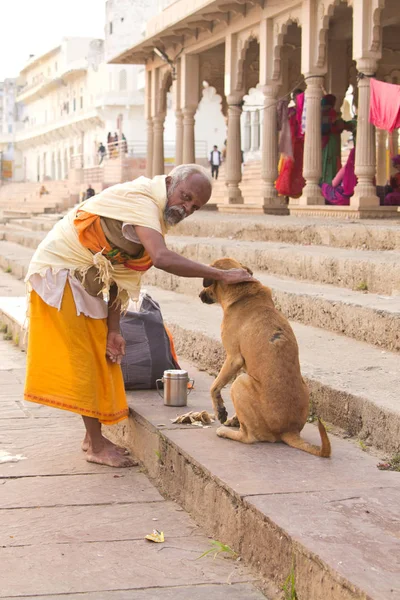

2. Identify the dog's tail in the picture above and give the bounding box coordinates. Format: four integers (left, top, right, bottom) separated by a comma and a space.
280, 419, 331, 458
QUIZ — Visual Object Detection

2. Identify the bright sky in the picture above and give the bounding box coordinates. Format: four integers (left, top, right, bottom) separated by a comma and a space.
0, 0, 105, 80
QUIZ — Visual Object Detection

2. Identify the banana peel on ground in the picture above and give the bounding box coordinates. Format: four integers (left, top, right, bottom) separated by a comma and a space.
171, 411, 215, 426
145, 529, 165, 543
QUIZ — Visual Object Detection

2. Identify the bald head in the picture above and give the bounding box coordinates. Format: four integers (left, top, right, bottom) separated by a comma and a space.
164, 164, 212, 226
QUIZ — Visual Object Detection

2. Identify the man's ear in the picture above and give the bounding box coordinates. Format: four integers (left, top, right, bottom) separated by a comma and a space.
203, 278, 214, 288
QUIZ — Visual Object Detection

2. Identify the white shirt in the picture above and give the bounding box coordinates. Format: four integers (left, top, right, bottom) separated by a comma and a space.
211, 150, 220, 166
29, 223, 141, 319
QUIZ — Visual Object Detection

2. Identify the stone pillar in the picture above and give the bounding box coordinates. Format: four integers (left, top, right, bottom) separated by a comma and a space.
244, 112, 251, 152
175, 109, 183, 166
390, 129, 399, 177
300, 75, 324, 205
251, 110, 260, 152
352, 62, 379, 208
146, 118, 154, 178
182, 106, 196, 164
152, 114, 165, 176
376, 128, 387, 186
261, 85, 279, 207
225, 95, 243, 204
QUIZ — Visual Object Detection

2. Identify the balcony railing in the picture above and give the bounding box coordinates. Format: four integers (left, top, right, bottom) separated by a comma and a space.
15, 108, 101, 143
70, 138, 209, 169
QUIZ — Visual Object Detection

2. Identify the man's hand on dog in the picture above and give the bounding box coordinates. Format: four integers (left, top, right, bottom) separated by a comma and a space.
221, 268, 256, 285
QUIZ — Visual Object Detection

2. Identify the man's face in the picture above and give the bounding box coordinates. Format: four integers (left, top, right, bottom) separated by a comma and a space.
164, 173, 212, 226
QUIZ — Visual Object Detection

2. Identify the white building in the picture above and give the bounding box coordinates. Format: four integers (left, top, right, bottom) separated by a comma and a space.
15, 35, 148, 182
0, 78, 22, 181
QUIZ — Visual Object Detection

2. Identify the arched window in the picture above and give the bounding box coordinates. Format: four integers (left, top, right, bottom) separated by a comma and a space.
119, 69, 127, 91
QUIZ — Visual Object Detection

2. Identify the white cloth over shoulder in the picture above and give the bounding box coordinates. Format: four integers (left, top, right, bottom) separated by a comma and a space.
25, 175, 168, 310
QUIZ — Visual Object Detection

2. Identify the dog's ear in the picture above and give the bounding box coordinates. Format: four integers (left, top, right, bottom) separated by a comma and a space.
241, 265, 253, 276
203, 278, 215, 288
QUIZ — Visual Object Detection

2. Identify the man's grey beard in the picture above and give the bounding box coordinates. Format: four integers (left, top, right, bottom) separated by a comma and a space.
164, 205, 186, 226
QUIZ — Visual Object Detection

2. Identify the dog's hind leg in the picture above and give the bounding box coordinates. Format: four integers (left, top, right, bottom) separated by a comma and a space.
211, 354, 244, 423
225, 415, 240, 427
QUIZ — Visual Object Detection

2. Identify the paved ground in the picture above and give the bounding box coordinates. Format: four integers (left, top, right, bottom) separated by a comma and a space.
0, 339, 265, 599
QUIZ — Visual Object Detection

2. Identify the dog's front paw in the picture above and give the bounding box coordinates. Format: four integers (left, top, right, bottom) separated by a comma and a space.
218, 406, 228, 424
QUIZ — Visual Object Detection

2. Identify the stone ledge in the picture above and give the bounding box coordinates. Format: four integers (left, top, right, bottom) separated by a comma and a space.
173, 212, 400, 251
165, 236, 400, 295
218, 203, 290, 215
289, 204, 400, 219
143, 269, 400, 352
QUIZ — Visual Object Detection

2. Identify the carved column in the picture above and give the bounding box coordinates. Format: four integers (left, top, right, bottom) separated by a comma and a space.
376, 128, 387, 186
175, 109, 183, 166
300, 75, 324, 205
390, 129, 399, 177
182, 106, 196, 164
146, 118, 154, 178
152, 114, 165, 176
251, 110, 260, 151
261, 85, 280, 209
225, 95, 243, 204
352, 61, 379, 208
244, 111, 251, 152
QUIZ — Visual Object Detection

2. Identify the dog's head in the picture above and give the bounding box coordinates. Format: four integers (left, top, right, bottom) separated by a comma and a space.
199, 258, 253, 305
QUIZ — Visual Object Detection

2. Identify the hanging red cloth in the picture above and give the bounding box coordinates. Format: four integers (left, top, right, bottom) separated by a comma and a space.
369, 79, 400, 132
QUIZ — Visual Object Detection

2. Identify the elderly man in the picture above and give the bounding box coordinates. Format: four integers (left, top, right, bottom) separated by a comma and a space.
24, 164, 253, 468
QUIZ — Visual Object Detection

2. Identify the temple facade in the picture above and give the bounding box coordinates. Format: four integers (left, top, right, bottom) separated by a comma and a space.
109, 0, 400, 218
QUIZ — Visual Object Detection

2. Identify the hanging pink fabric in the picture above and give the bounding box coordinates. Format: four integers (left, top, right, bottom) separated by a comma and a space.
369, 79, 400, 132
342, 148, 357, 196
296, 93, 305, 135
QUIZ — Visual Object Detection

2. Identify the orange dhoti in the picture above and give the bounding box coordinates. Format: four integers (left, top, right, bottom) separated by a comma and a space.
24, 283, 129, 425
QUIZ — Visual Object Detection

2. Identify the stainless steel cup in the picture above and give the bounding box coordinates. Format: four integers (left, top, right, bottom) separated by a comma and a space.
156, 369, 194, 407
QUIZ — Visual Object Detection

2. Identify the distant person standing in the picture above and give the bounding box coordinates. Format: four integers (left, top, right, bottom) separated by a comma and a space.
85, 184, 95, 200
209, 145, 222, 180
107, 132, 113, 156
98, 143, 106, 165
121, 133, 128, 155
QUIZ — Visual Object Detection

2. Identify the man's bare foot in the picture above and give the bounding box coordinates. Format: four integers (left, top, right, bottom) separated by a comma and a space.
86, 445, 138, 468
82, 434, 128, 454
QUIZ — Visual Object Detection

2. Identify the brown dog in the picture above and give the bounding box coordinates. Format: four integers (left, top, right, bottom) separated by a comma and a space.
199, 258, 331, 458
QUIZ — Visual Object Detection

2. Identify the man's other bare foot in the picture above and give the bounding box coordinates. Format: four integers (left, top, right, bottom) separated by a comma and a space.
86, 445, 138, 468
82, 434, 129, 454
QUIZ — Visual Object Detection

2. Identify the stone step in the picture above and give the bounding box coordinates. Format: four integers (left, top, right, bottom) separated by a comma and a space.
143, 269, 400, 352
177, 212, 400, 251
5, 227, 400, 296
165, 235, 400, 295
0, 240, 34, 278
2, 230, 400, 351
0, 229, 45, 251
4, 216, 62, 232
2, 290, 399, 600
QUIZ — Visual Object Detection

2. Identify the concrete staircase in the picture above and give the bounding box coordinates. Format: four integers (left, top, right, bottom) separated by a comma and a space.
0, 180, 71, 218
1, 211, 400, 599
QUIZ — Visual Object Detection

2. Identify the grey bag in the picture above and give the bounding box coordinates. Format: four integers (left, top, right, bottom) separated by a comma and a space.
120, 293, 180, 390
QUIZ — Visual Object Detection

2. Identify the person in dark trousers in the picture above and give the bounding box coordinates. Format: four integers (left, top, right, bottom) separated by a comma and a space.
98, 143, 106, 165
209, 145, 222, 180
85, 184, 95, 200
